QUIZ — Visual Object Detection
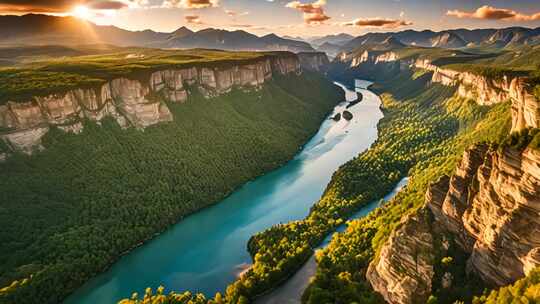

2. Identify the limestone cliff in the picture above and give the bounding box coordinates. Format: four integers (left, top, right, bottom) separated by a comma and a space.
0, 54, 301, 154
366, 208, 437, 304
340, 51, 539, 133
367, 143, 540, 303
412, 59, 539, 133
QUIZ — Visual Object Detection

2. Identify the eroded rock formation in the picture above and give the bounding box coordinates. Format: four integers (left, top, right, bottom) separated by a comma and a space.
340, 52, 539, 133
0, 54, 301, 154
367, 143, 540, 303
366, 208, 437, 304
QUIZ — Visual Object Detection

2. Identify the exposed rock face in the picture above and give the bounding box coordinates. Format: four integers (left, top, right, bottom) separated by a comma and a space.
412, 59, 539, 132
340, 52, 539, 133
0, 55, 302, 154
298, 52, 330, 71
368, 144, 540, 303
367, 208, 436, 304
462, 146, 540, 286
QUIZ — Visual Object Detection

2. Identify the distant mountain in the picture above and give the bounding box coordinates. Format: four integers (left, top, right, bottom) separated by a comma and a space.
310, 33, 354, 47
316, 42, 342, 58
0, 14, 168, 46
165, 30, 314, 52
342, 27, 540, 51
430, 32, 467, 48
168, 26, 194, 40
0, 14, 315, 52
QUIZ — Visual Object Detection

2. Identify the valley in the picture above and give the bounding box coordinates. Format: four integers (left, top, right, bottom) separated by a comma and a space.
0, 4, 539, 304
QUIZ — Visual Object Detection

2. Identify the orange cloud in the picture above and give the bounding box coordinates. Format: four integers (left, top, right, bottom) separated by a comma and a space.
0, 0, 131, 13
447, 5, 540, 21
286, 0, 330, 25
184, 15, 202, 24
163, 0, 219, 9
342, 18, 413, 28
225, 9, 249, 17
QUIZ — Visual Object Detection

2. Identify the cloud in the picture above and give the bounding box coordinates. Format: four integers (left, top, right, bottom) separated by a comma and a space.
0, 0, 135, 13
184, 15, 202, 24
88, 1, 128, 10
447, 5, 540, 21
163, 0, 219, 9
285, 0, 330, 25
225, 9, 249, 17
342, 18, 413, 28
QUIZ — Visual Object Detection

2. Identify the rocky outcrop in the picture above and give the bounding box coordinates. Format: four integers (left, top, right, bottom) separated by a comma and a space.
412, 59, 540, 132
368, 144, 540, 303
367, 208, 437, 304
298, 52, 330, 72
0, 54, 302, 155
340, 51, 539, 133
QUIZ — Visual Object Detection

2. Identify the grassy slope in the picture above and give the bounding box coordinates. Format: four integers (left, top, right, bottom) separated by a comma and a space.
0, 72, 343, 304
0, 48, 293, 104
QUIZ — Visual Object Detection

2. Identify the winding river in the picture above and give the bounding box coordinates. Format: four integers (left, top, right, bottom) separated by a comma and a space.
65, 80, 384, 304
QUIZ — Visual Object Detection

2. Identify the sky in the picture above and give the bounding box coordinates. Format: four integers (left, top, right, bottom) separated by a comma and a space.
1, 0, 540, 37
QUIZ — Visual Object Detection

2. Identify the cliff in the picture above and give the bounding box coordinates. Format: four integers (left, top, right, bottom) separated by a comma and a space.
413, 59, 539, 133
367, 143, 540, 303
0, 55, 301, 154
297, 52, 330, 72
340, 51, 539, 133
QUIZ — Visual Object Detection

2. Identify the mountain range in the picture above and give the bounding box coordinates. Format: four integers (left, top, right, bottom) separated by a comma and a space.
341, 27, 540, 51
0, 14, 314, 52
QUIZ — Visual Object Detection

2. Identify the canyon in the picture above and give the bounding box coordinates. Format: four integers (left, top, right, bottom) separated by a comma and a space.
341, 50, 540, 303
340, 50, 539, 133
0, 54, 303, 155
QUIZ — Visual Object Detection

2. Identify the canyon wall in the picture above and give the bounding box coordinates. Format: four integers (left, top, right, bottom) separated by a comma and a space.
367, 143, 540, 304
340, 51, 539, 133
0, 55, 301, 154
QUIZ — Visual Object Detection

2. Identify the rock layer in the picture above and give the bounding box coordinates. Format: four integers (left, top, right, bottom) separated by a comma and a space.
367, 144, 540, 303
0, 54, 301, 154
366, 208, 436, 304
340, 52, 539, 132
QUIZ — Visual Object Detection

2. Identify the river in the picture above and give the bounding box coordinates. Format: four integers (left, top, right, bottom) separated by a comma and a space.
65, 80, 383, 304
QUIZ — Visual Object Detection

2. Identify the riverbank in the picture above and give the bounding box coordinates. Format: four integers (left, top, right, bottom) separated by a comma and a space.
256, 178, 409, 304
63, 80, 383, 304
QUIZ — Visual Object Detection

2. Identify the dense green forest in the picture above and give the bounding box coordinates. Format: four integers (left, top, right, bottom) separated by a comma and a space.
124, 68, 497, 304
0, 72, 343, 304
302, 70, 512, 304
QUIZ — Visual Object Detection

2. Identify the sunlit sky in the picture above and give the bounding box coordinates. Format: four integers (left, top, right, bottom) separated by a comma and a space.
2, 0, 540, 37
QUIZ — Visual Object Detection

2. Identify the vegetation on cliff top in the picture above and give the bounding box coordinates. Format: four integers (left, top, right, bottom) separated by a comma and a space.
473, 267, 540, 304
0, 72, 343, 304
0, 47, 294, 104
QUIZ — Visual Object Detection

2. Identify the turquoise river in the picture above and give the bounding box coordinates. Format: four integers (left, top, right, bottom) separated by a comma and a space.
65, 80, 386, 304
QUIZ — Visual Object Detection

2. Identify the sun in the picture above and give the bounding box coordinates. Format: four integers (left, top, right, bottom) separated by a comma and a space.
72, 5, 91, 19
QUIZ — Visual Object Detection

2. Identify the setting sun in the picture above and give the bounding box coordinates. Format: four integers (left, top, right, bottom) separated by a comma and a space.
72, 5, 90, 19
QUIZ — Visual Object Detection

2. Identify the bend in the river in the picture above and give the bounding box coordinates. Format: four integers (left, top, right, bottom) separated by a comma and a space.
65, 80, 384, 304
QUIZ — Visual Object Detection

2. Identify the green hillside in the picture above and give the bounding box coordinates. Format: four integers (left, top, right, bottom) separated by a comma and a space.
0, 72, 343, 304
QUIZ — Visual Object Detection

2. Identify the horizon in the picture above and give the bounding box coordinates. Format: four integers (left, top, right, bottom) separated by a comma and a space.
5, 12, 540, 41
0, 1, 540, 38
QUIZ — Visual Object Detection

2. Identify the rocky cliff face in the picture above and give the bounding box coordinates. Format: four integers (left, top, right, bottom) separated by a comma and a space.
367, 208, 437, 304
341, 51, 539, 133
298, 52, 330, 71
0, 55, 301, 154
367, 143, 540, 303
412, 59, 539, 133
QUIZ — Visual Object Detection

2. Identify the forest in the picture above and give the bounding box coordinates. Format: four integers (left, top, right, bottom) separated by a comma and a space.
122, 57, 538, 304
0, 72, 343, 304
302, 69, 513, 304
